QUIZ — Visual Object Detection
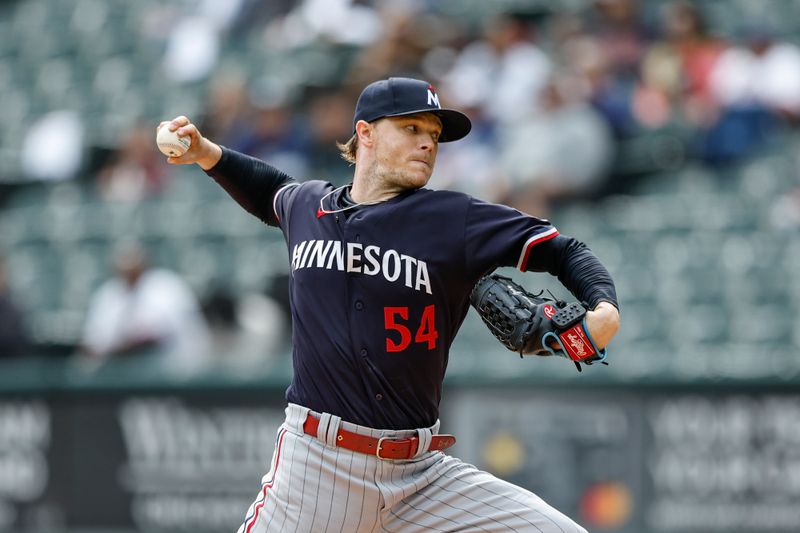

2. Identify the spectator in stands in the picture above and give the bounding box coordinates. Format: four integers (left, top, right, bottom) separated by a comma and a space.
442, 12, 552, 127
637, 1, 726, 130
270, 0, 381, 49
562, 2, 647, 138
0, 255, 30, 357
586, 0, 647, 77
346, 6, 448, 86
197, 276, 292, 369
703, 25, 800, 163
80, 242, 211, 369
497, 76, 614, 216
200, 72, 251, 148
224, 84, 311, 179
427, 103, 501, 202
713, 27, 800, 118
96, 123, 168, 203
306, 89, 361, 184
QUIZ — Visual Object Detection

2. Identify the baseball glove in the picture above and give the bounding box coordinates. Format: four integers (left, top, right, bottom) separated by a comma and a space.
469, 274, 607, 371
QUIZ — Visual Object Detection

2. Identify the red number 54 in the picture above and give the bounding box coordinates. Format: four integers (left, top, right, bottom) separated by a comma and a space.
384, 305, 438, 352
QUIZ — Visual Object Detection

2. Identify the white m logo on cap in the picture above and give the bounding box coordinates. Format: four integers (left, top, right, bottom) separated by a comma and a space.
427, 89, 440, 108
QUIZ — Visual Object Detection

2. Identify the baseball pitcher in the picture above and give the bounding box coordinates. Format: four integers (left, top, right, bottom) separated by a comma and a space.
159, 77, 620, 532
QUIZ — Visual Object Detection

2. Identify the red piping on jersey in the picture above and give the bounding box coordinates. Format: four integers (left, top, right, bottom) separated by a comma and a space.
517, 228, 559, 271
243, 428, 287, 533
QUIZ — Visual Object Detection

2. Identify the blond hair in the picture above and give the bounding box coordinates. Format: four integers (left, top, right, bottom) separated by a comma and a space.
336, 134, 358, 164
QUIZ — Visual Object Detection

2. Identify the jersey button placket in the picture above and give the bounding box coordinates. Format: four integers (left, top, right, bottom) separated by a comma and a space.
344, 214, 367, 362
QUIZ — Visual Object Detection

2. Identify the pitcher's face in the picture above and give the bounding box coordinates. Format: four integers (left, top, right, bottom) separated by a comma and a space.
369, 113, 442, 190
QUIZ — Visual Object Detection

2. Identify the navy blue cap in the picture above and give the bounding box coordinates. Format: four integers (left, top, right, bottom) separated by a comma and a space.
353, 77, 472, 142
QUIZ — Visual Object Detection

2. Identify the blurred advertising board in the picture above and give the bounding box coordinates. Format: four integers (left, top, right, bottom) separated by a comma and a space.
0, 387, 798, 532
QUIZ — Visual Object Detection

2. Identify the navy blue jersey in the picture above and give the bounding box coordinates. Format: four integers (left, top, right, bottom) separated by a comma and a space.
273, 181, 559, 429
206, 148, 617, 430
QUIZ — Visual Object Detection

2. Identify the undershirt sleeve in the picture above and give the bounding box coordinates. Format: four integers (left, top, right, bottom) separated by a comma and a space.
525, 234, 619, 311
204, 146, 297, 227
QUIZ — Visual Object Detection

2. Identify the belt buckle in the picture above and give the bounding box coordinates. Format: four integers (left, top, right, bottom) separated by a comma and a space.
375, 436, 390, 459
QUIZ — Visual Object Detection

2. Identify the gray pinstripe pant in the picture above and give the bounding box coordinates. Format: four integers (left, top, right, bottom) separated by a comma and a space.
238, 404, 588, 533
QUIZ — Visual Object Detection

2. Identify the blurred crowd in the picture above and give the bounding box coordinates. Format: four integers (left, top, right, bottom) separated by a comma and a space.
85, 0, 800, 212
4, 0, 800, 367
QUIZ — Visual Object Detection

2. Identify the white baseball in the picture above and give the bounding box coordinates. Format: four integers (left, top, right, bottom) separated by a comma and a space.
156, 125, 191, 157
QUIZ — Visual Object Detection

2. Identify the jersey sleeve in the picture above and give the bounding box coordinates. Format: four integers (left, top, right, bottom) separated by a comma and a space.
272, 181, 302, 228
204, 147, 297, 227
464, 197, 559, 279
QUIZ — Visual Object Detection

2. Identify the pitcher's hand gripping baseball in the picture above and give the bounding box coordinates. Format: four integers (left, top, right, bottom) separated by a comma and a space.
155, 116, 222, 170
470, 274, 607, 371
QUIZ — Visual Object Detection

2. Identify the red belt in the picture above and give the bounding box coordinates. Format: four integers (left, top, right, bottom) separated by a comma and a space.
303, 413, 456, 460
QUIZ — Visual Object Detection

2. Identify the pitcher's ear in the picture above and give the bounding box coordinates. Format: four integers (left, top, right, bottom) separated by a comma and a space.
355, 120, 375, 147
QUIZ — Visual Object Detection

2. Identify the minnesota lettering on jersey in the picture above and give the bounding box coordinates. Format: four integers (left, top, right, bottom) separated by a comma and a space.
291, 240, 432, 295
